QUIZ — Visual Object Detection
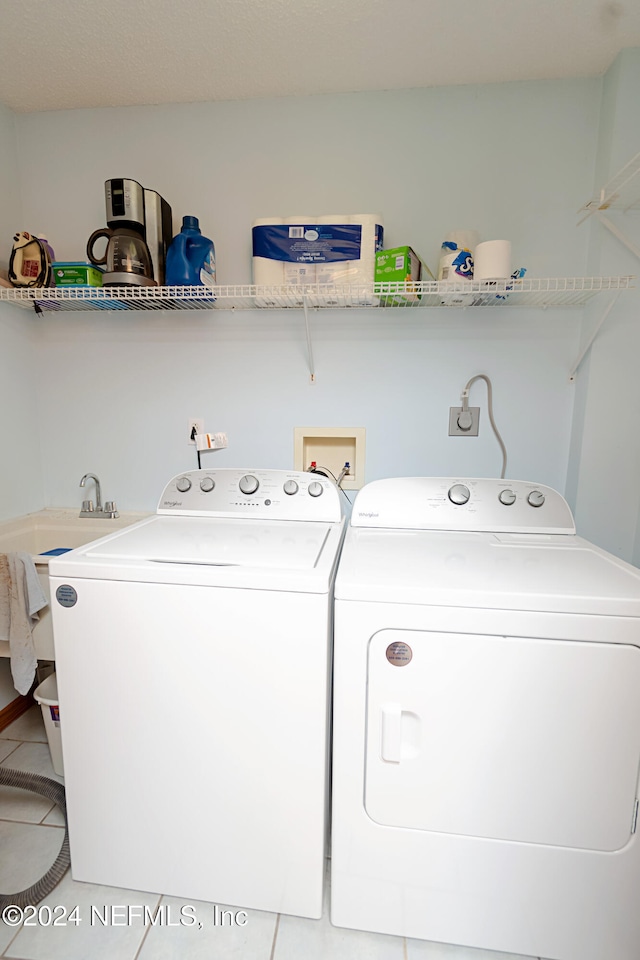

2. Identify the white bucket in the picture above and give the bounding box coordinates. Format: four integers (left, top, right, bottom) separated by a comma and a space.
33, 672, 64, 778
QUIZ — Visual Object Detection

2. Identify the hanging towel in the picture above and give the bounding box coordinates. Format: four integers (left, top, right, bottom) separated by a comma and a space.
0, 552, 48, 695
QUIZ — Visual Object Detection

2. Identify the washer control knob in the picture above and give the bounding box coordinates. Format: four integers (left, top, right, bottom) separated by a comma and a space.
239, 474, 259, 495
499, 488, 516, 506
200, 477, 215, 493
308, 481, 324, 498
176, 476, 192, 493
283, 480, 299, 496
528, 489, 545, 508
448, 483, 470, 505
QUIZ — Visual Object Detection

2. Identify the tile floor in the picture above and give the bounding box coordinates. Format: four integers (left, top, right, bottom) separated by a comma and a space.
0, 706, 540, 960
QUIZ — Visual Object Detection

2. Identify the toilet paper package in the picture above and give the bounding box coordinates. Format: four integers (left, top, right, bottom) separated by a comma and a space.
252, 215, 384, 303
437, 235, 476, 306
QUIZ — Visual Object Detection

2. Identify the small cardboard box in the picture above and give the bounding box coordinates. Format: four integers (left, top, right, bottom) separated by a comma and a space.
53, 262, 103, 287
375, 246, 424, 303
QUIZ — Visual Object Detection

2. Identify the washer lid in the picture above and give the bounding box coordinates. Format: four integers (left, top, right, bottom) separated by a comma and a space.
86, 516, 331, 567
49, 514, 345, 591
335, 527, 640, 615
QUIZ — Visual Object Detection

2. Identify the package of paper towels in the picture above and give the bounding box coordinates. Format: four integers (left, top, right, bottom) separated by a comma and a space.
252, 215, 384, 291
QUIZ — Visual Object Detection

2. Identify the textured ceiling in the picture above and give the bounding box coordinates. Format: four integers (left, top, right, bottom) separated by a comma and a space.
0, 0, 639, 113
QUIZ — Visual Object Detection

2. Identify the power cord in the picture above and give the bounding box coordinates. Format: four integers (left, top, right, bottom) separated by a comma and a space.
460, 374, 508, 479
191, 425, 201, 468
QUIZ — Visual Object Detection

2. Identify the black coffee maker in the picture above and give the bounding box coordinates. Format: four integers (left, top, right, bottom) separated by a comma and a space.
87, 179, 172, 286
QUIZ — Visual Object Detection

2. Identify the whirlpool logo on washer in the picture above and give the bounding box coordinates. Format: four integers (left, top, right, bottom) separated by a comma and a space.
358, 511, 379, 519
162, 500, 182, 508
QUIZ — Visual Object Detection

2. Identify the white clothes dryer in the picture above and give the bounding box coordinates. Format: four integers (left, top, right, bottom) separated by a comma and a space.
331, 477, 640, 960
49, 469, 345, 919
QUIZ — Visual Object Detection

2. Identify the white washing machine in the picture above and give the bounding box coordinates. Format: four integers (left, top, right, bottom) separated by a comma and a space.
49, 468, 345, 919
331, 477, 640, 960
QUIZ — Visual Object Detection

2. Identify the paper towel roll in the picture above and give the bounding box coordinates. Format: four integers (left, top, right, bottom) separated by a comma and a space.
314, 214, 382, 293
253, 259, 284, 285
349, 214, 383, 303
253, 217, 285, 286
252, 218, 285, 304
284, 217, 317, 295
309, 216, 347, 287
473, 240, 512, 281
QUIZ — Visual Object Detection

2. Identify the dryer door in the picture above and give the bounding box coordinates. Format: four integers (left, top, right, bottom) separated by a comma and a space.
365, 630, 640, 851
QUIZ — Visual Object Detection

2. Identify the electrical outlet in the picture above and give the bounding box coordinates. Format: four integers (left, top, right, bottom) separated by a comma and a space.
187, 418, 204, 444
449, 406, 480, 436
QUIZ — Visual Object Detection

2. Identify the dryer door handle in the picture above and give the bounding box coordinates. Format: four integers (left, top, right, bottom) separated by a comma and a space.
381, 703, 402, 763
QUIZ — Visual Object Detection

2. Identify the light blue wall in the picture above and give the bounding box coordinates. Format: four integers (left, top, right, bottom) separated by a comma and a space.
0, 74, 610, 521
569, 50, 640, 561
8, 78, 597, 513
16, 79, 598, 281
0, 103, 19, 271
0, 103, 44, 520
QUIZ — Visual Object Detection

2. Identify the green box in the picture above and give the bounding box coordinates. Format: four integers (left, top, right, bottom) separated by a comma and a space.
53, 262, 103, 287
375, 246, 425, 304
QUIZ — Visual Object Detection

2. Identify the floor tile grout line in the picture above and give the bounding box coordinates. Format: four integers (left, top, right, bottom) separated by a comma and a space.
0, 817, 63, 828
37, 802, 58, 825
131, 894, 163, 960
0, 732, 544, 960
269, 913, 280, 960
1, 917, 26, 960
0, 738, 47, 744
1, 732, 64, 960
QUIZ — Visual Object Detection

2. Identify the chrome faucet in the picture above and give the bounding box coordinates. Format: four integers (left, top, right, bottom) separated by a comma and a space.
79, 473, 119, 519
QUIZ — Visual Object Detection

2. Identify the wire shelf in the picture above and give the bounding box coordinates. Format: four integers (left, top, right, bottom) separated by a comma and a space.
0, 277, 634, 313
579, 151, 640, 219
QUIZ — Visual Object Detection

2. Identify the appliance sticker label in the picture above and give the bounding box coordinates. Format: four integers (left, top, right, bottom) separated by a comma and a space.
386, 641, 413, 667
56, 584, 77, 608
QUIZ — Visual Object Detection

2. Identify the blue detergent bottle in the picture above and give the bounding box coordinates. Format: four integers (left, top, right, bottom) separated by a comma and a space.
165, 216, 216, 286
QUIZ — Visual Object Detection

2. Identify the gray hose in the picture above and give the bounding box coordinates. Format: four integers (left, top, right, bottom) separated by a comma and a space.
0, 768, 70, 909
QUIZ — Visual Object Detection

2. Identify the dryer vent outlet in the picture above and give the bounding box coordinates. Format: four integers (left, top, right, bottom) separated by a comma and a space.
449, 407, 480, 437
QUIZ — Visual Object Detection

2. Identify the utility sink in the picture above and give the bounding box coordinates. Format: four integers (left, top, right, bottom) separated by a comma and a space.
0, 508, 148, 660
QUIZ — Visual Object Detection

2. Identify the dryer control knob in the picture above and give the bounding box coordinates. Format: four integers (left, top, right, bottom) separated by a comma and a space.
448, 483, 470, 505
176, 476, 192, 493
239, 474, 259, 495
283, 480, 299, 495
308, 482, 324, 497
499, 489, 516, 506
527, 490, 545, 508
200, 477, 215, 493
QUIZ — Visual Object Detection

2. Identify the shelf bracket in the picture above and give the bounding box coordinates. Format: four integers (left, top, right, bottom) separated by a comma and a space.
302, 297, 316, 383
569, 291, 620, 382
595, 211, 640, 262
